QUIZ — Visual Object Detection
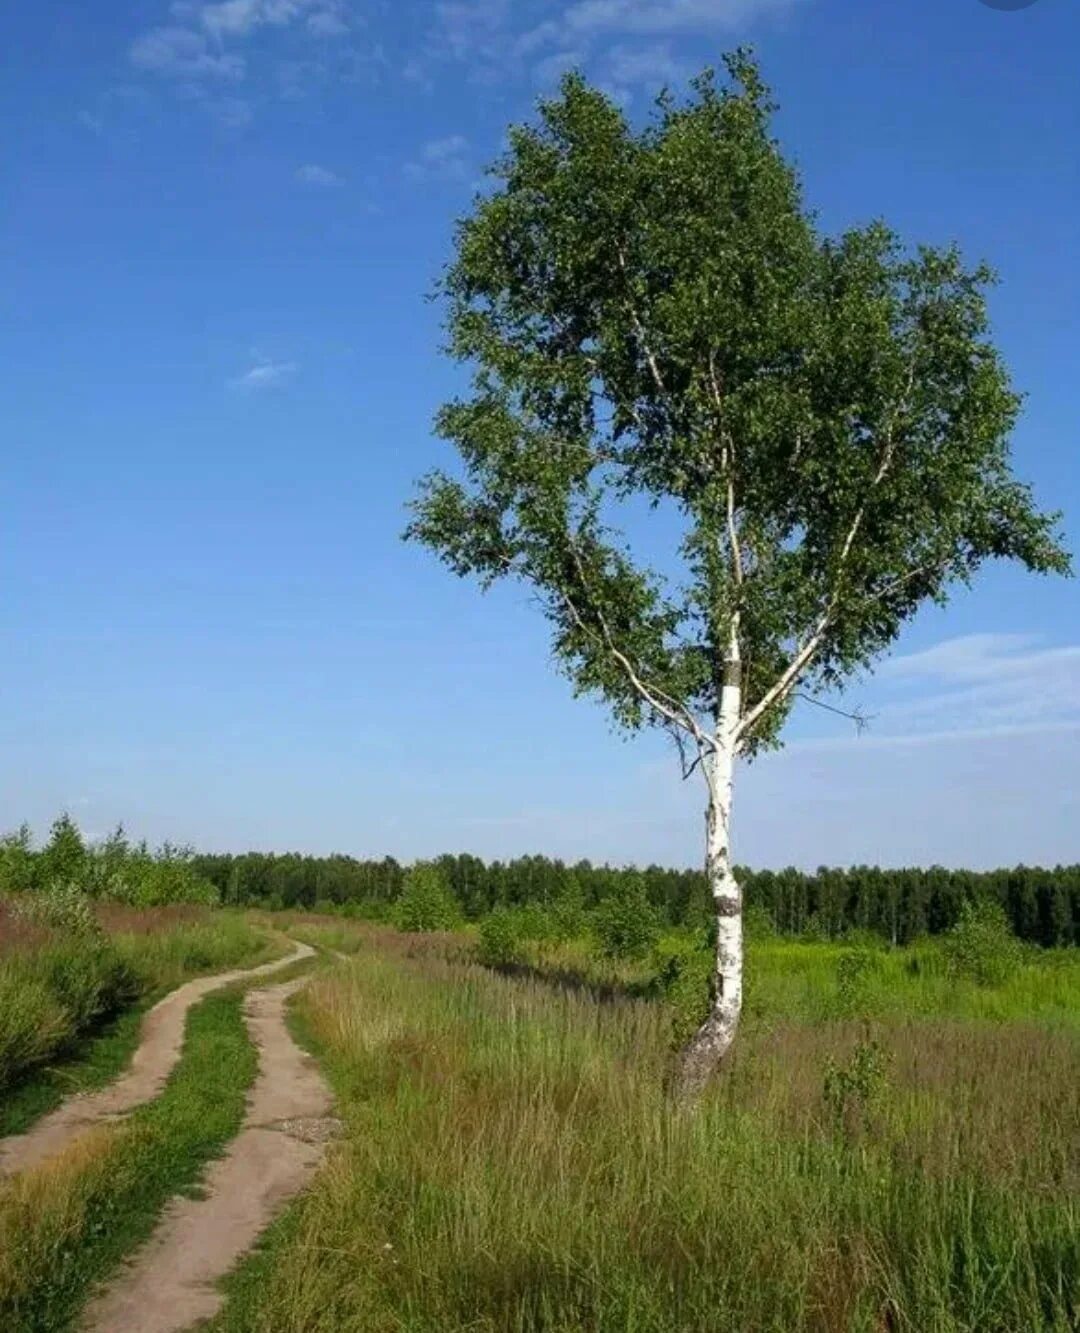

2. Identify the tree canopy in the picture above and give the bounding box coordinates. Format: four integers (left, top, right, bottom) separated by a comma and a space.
408, 53, 1069, 764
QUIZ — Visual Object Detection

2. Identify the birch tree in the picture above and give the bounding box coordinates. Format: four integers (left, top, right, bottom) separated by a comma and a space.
406, 54, 1070, 1098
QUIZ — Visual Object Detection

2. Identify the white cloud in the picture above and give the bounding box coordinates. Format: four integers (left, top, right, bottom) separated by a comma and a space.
600, 41, 689, 96
295, 162, 343, 185
307, 6, 350, 36
532, 48, 584, 87
805, 633, 1080, 750
198, 0, 348, 38
421, 0, 804, 90
229, 360, 298, 389
558, 0, 799, 40
130, 1, 349, 94
130, 26, 246, 79
208, 95, 255, 128
404, 134, 471, 182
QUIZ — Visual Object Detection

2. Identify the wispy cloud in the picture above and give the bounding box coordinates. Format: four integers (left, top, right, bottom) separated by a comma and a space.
404, 134, 471, 183
295, 162, 343, 185
128, 0, 353, 112
197, 0, 350, 40
556, 0, 799, 40
130, 26, 246, 79
801, 633, 1080, 751
420, 0, 805, 92
229, 359, 298, 389
207, 95, 255, 128
599, 41, 689, 96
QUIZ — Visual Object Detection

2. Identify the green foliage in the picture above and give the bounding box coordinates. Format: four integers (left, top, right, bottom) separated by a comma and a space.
0, 818, 220, 907
590, 879, 661, 961
831, 946, 883, 1018
408, 54, 1068, 762
0, 826, 34, 895
0, 935, 136, 1094
14, 882, 101, 937
651, 933, 712, 1047
186, 847, 1080, 947
38, 815, 87, 888
475, 908, 528, 969
944, 898, 1024, 986
823, 1040, 893, 1135
742, 902, 777, 939
393, 863, 461, 933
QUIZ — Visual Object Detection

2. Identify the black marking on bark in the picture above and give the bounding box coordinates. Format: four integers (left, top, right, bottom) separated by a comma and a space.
714, 895, 740, 917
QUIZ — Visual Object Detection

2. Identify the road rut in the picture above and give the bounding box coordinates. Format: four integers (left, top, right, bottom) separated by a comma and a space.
0, 938, 315, 1177
81, 974, 337, 1333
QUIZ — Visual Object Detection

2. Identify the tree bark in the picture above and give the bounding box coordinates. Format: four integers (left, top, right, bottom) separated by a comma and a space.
673, 637, 742, 1102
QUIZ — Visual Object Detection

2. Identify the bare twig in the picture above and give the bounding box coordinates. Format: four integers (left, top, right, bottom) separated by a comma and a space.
793, 691, 875, 734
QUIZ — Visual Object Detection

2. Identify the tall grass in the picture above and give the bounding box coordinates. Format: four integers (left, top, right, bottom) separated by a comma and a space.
213, 927, 1079, 1333
0, 987, 259, 1331
0, 900, 278, 1105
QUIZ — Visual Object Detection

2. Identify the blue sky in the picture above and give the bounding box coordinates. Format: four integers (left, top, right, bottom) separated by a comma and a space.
3, 0, 1078, 869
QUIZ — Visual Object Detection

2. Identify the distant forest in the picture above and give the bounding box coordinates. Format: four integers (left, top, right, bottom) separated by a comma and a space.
191, 851, 1080, 948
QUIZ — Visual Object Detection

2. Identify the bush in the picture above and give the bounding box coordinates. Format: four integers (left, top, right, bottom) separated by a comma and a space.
590, 883, 661, 961
394, 864, 461, 933
943, 898, 1023, 986
0, 934, 136, 1092
823, 1040, 892, 1136
743, 903, 778, 939
650, 933, 712, 1047
832, 947, 883, 1018
0, 972, 67, 1089
14, 882, 101, 937
548, 877, 587, 941
476, 910, 528, 969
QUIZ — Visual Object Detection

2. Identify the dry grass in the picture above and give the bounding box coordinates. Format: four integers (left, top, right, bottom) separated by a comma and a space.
0, 1126, 120, 1318
210, 923, 1079, 1333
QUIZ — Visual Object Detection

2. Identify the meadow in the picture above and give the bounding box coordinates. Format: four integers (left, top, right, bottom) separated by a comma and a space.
209, 917, 1078, 1333
0, 827, 1076, 1331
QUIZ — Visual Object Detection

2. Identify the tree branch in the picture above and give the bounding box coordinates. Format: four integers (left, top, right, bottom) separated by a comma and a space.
560, 540, 716, 759
617, 247, 668, 399
709, 352, 743, 589
793, 691, 875, 734
736, 345, 920, 742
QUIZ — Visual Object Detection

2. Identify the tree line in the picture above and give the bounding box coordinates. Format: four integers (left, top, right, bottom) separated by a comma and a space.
3, 817, 1076, 946
190, 849, 1079, 947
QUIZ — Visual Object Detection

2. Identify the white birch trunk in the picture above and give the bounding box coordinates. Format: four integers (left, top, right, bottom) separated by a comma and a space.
674, 628, 743, 1100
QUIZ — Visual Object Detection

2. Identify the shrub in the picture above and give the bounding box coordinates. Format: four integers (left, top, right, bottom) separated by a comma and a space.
394, 864, 461, 933
823, 1039, 892, 1135
590, 883, 661, 961
548, 877, 587, 941
943, 898, 1023, 986
0, 972, 67, 1089
475, 910, 527, 969
14, 882, 101, 937
650, 933, 712, 1047
0, 930, 136, 1092
743, 903, 778, 939
832, 947, 882, 1018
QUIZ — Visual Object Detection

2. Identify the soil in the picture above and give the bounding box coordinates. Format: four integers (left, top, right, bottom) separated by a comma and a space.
0, 938, 315, 1177
80, 974, 338, 1333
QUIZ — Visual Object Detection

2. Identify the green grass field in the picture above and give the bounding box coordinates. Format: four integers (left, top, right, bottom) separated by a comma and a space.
1, 906, 1075, 1332
209, 920, 1078, 1333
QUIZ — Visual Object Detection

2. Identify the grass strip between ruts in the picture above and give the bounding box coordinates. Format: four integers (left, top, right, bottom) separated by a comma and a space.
0, 956, 315, 1333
